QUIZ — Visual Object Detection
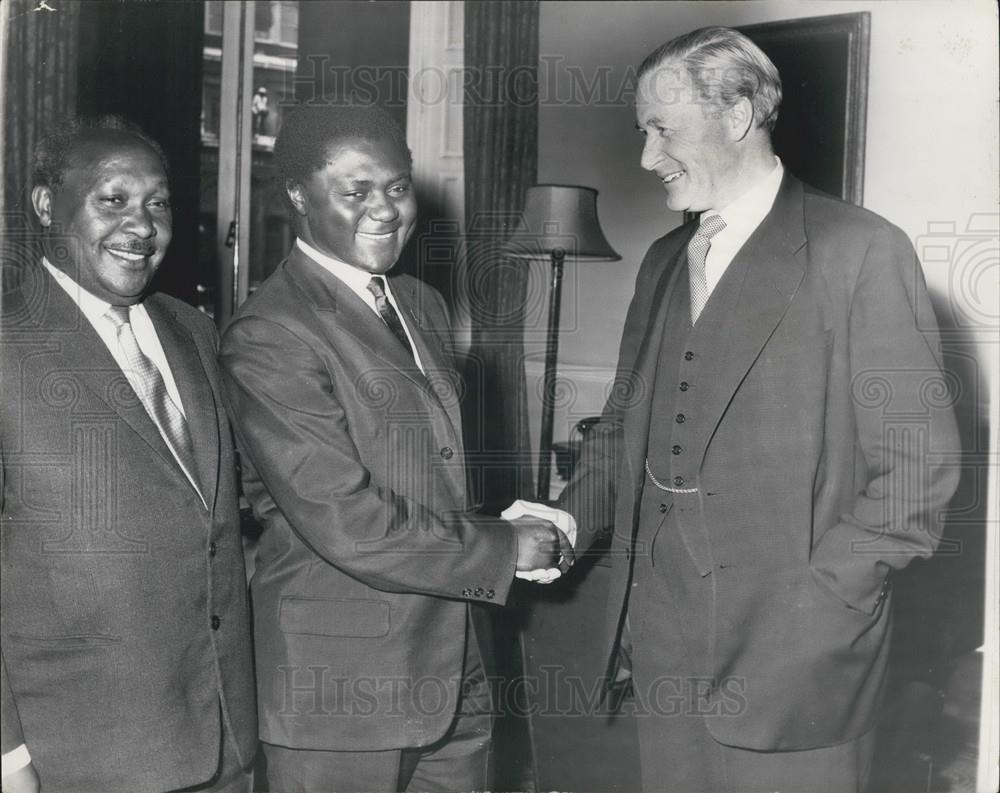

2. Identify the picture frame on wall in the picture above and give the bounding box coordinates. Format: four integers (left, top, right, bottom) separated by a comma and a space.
739, 12, 871, 205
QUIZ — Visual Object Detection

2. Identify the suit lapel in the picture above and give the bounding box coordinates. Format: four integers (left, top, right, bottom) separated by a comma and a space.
33, 271, 180, 476
286, 252, 468, 500
286, 251, 429, 391
390, 277, 469, 502
389, 276, 464, 441
145, 296, 219, 508
693, 174, 808, 463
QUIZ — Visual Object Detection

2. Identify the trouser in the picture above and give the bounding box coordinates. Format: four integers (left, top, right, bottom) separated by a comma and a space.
263, 626, 491, 793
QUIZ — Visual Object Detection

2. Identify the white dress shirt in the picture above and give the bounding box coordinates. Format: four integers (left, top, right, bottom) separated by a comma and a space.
700, 157, 784, 298
296, 238, 425, 372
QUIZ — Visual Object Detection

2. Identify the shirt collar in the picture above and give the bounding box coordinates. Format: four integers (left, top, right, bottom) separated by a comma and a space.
702, 157, 784, 237
296, 238, 385, 295
42, 256, 115, 325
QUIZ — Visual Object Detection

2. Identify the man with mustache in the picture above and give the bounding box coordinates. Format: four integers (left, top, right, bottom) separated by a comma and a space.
220, 104, 573, 793
1, 116, 256, 793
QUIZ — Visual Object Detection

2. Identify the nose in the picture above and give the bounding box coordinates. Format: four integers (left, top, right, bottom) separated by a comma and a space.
123, 204, 156, 238
367, 192, 400, 223
640, 135, 662, 172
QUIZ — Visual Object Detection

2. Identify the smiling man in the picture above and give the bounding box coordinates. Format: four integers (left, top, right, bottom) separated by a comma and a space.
1, 116, 256, 793
549, 26, 961, 792
219, 104, 572, 793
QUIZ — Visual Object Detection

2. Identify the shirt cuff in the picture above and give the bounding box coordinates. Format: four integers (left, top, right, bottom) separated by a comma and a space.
1, 744, 31, 777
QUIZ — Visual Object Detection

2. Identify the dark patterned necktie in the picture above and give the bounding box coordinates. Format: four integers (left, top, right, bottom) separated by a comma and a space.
686, 213, 727, 324
106, 305, 202, 497
367, 276, 414, 359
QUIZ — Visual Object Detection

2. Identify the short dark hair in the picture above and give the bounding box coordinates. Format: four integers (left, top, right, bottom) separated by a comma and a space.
638, 26, 782, 133
274, 103, 412, 206
31, 114, 170, 191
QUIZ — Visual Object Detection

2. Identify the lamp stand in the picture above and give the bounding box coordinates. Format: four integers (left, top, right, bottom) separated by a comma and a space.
537, 247, 565, 501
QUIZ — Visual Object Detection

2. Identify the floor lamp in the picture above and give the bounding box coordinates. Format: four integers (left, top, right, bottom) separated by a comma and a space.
502, 185, 620, 501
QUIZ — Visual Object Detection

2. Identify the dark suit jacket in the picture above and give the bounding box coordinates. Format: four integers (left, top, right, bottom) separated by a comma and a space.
1, 263, 256, 792
219, 248, 518, 752
560, 174, 961, 751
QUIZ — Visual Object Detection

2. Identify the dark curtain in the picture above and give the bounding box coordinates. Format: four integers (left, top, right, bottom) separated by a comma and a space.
2, 0, 79, 225
463, 0, 539, 509
463, 4, 540, 790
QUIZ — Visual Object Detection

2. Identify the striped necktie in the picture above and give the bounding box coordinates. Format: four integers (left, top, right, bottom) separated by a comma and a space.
686, 213, 727, 324
367, 276, 414, 359
106, 305, 202, 498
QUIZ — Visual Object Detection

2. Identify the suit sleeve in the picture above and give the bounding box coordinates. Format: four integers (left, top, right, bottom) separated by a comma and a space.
809, 223, 961, 613
219, 315, 518, 603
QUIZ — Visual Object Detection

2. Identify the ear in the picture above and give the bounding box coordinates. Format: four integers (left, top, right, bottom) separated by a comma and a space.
30, 185, 54, 227
286, 180, 308, 216
727, 97, 755, 142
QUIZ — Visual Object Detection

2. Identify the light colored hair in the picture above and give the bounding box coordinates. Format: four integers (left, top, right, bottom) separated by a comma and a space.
638, 26, 782, 132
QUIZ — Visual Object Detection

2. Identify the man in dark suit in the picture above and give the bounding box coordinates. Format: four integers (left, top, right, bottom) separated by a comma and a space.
1, 116, 256, 793
545, 27, 960, 792
219, 104, 572, 793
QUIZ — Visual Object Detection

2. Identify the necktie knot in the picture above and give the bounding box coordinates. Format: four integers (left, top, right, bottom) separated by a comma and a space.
367, 276, 388, 300
696, 213, 727, 241
106, 305, 131, 329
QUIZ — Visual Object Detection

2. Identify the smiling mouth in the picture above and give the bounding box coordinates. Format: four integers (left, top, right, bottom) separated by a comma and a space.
105, 247, 155, 262
356, 230, 396, 241
661, 170, 685, 185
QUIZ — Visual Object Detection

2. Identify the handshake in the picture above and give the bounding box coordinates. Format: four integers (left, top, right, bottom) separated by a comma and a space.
505, 500, 578, 585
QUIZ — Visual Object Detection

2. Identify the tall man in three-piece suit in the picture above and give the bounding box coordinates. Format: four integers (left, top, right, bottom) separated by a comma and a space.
1, 117, 256, 793
219, 104, 572, 793
551, 27, 960, 792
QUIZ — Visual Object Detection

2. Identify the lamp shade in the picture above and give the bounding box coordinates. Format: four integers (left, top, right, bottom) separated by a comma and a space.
501, 185, 621, 262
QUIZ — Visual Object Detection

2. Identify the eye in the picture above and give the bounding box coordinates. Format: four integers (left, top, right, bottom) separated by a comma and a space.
100, 195, 125, 205
388, 183, 411, 195
148, 198, 171, 211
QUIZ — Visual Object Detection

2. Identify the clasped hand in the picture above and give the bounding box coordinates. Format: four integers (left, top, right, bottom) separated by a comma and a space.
504, 500, 577, 584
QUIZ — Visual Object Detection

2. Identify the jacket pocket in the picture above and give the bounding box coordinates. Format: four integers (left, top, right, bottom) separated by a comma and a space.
278, 596, 391, 638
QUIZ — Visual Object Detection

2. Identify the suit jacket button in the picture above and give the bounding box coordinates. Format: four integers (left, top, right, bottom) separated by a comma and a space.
673, 476, 685, 487
675, 413, 685, 424
486, 589, 495, 600
209, 541, 218, 557
672, 445, 682, 455
440, 446, 454, 460
658, 503, 668, 513
684, 351, 695, 361
210, 615, 221, 630
474, 587, 484, 597
679, 381, 689, 391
